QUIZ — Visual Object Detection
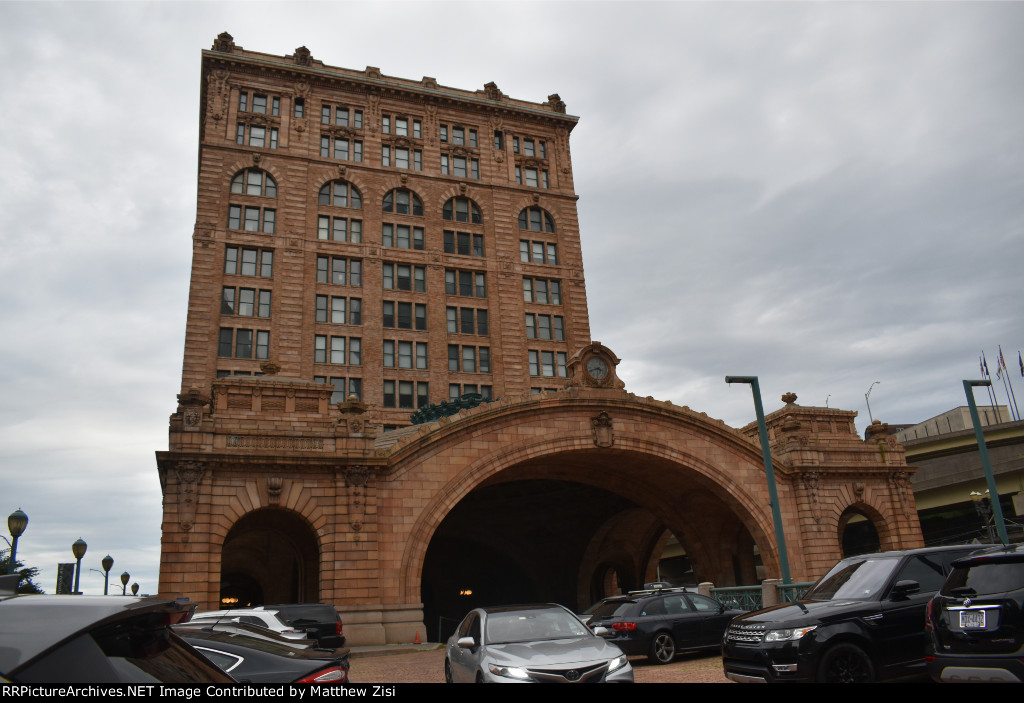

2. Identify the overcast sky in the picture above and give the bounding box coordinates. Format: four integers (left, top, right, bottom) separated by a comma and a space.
1, 1, 1021, 596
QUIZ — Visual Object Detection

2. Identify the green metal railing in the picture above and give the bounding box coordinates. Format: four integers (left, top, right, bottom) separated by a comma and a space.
711, 586, 763, 611
778, 582, 815, 604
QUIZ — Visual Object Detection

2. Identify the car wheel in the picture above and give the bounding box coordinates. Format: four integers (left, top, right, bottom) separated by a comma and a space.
445, 659, 453, 684
649, 631, 676, 664
818, 643, 875, 683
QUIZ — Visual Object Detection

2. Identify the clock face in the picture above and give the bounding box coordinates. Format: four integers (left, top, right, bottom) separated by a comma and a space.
586, 357, 608, 380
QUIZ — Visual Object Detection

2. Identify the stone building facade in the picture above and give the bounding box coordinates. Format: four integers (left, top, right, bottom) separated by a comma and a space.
157, 35, 925, 644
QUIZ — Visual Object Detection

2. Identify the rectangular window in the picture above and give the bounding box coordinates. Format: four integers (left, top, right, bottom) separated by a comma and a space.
316, 295, 328, 323
354, 110, 363, 129
334, 138, 349, 161
237, 288, 255, 317
221, 287, 236, 315
252, 95, 267, 114
226, 247, 273, 278
446, 269, 486, 298
335, 107, 349, 127
321, 105, 331, 124
383, 340, 395, 368
249, 126, 266, 148
349, 338, 361, 365
218, 328, 233, 357
398, 380, 414, 409
329, 296, 344, 324
349, 298, 361, 325
238, 92, 248, 112
330, 336, 345, 364
315, 335, 327, 363
382, 115, 390, 134
523, 277, 561, 304
294, 98, 304, 118
235, 329, 253, 359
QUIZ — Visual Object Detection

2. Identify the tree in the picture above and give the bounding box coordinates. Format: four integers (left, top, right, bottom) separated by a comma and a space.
0, 548, 44, 594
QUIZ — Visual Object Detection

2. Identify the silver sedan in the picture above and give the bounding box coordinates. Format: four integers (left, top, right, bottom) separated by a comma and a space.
445, 604, 633, 683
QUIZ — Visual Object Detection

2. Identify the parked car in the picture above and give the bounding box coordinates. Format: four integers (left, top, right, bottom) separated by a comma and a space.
446, 604, 633, 683
585, 586, 743, 664
0, 592, 233, 683
264, 603, 345, 648
189, 607, 315, 641
174, 620, 317, 648
178, 628, 350, 683
721, 544, 976, 683
926, 544, 1024, 683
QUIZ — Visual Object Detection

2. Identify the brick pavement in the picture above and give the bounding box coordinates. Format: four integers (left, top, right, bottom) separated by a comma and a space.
349, 647, 732, 683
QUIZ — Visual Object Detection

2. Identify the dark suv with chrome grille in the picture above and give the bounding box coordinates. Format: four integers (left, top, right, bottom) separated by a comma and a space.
722, 545, 975, 683
926, 544, 1024, 683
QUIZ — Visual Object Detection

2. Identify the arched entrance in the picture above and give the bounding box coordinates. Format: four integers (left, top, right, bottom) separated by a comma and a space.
839, 506, 882, 557
220, 508, 320, 607
416, 443, 775, 641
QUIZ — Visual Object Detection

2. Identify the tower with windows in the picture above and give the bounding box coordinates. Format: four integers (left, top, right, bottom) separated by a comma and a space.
180, 33, 590, 428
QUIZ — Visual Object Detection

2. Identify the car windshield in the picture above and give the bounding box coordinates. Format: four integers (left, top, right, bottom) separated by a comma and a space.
486, 609, 591, 644
804, 557, 899, 601
587, 600, 634, 618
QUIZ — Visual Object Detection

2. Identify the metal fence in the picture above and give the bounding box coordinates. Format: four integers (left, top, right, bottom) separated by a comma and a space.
711, 582, 816, 612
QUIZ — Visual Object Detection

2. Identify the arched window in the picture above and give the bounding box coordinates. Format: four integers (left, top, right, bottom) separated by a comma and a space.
518, 207, 557, 265
318, 180, 362, 209
382, 188, 423, 216
442, 197, 484, 258
518, 206, 554, 233
443, 197, 481, 224
317, 180, 362, 243
230, 169, 277, 198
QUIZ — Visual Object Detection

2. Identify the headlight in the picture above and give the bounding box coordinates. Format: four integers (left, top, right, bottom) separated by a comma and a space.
764, 625, 817, 642
488, 663, 530, 680
608, 654, 628, 672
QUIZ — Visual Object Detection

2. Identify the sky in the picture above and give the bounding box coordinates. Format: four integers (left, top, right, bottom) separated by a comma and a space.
1, 1, 1021, 596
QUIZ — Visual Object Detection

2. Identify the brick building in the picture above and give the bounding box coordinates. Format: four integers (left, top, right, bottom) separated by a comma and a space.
158, 34, 926, 644
182, 32, 586, 426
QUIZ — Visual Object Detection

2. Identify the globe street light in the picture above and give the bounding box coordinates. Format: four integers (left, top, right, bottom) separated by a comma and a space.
71, 538, 88, 595
101, 555, 114, 595
7, 509, 28, 568
131, 583, 140, 596
121, 571, 130, 596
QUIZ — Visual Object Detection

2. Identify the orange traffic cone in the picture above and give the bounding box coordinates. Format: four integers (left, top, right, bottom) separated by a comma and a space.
414, 631, 421, 644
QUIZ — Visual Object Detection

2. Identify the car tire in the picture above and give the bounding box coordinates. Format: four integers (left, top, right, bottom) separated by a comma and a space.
649, 631, 676, 664
445, 659, 453, 684
475, 671, 485, 683
818, 643, 875, 683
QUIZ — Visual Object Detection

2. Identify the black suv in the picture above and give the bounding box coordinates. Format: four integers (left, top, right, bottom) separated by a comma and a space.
586, 587, 744, 664
926, 544, 1024, 683
266, 603, 345, 648
722, 544, 976, 683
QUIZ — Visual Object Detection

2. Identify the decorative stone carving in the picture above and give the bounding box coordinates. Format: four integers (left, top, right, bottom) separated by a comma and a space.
260, 360, 281, 376
212, 32, 235, 53
853, 482, 865, 500
293, 46, 312, 66
177, 387, 210, 430
592, 412, 614, 448
782, 392, 797, 405
206, 69, 230, 122
366, 66, 382, 79
801, 471, 821, 526
547, 93, 566, 113
345, 465, 370, 532
267, 476, 283, 505
484, 82, 502, 100
175, 461, 206, 532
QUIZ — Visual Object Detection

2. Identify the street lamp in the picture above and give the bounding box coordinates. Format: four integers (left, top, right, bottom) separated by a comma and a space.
725, 375, 792, 584
101, 555, 114, 595
7, 509, 28, 568
963, 380, 1008, 545
71, 538, 87, 595
121, 571, 130, 596
131, 583, 140, 596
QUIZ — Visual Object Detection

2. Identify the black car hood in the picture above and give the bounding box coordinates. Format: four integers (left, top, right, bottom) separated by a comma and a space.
733, 599, 878, 628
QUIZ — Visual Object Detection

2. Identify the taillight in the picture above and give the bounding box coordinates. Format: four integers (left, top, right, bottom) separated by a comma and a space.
296, 666, 348, 684
336, 620, 343, 636
925, 597, 937, 631
612, 622, 637, 631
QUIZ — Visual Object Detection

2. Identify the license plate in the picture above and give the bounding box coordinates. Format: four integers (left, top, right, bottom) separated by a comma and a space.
960, 610, 986, 629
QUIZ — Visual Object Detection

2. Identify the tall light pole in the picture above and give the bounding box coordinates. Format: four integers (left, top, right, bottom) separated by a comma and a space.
865, 381, 881, 424
101, 555, 114, 595
5, 509, 28, 570
71, 538, 88, 595
963, 379, 1009, 545
726, 375, 792, 584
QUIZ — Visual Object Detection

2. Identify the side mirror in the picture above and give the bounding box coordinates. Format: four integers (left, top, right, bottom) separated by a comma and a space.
457, 636, 476, 649
592, 626, 612, 638
890, 579, 920, 599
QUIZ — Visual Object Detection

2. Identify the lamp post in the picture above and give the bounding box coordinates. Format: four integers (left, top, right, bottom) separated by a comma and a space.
101, 555, 114, 595
121, 571, 130, 596
725, 376, 792, 584
131, 583, 140, 596
71, 538, 88, 595
963, 380, 1008, 545
7, 509, 28, 569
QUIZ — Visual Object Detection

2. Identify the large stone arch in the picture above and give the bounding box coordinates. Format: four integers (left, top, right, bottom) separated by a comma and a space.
158, 375, 924, 644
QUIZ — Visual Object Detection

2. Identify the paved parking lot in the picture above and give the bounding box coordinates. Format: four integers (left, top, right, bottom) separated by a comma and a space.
350, 647, 732, 683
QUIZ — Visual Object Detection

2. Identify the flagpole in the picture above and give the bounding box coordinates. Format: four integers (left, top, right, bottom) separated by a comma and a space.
999, 346, 1020, 421
982, 352, 1002, 423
